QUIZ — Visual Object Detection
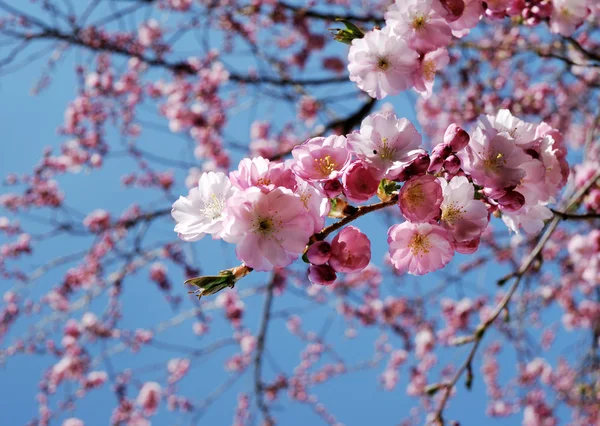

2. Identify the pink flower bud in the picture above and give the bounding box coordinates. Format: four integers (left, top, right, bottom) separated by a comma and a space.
308, 264, 337, 285
399, 175, 443, 223
443, 155, 461, 174
323, 179, 342, 198
444, 124, 470, 152
498, 190, 525, 212
396, 153, 431, 182
342, 161, 379, 203
306, 241, 331, 265
428, 143, 452, 173
329, 226, 371, 273
455, 237, 481, 254
438, 0, 465, 21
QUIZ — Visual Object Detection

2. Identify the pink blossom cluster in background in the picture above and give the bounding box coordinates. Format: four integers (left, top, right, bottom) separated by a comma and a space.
348, 0, 592, 99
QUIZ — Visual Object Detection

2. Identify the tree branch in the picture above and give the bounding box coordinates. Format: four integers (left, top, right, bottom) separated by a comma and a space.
253, 275, 277, 426
431, 169, 600, 425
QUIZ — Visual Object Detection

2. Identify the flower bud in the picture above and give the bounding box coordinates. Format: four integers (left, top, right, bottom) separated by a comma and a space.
396, 152, 431, 181
497, 190, 525, 212
330, 226, 371, 273
438, 0, 465, 21
399, 175, 443, 223
323, 179, 343, 198
342, 161, 379, 202
444, 124, 470, 152
443, 154, 461, 174
455, 237, 481, 255
306, 241, 332, 265
308, 264, 337, 285
428, 143, 452, 173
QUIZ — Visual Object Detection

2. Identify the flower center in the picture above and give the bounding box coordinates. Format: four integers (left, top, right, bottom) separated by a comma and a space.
200, 193, 225, 220
299, 191, 312, 209
409, 233, 431, 256
378, 137, 396, 160
422, 59, 436, 82
483, 151, 506, 172
404, 185, 425, 207
377, 57, 390, 71
314, 155, 337, 176
442, 202, 464, 224
256, 217, 275, 236
412, 14, 427, 30
257, 177, 272, 186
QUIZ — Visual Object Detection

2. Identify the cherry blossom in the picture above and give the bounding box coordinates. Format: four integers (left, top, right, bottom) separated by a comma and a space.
347, 28, 419, 99
387, 222, 454, 275
329, 226, 372, 273
171, 171, 237, 241
347, 112, 423, 179
222, 187, 314, 271
385, 0, 453, 53
439, 176, 489, 244
291, 135, 351, 182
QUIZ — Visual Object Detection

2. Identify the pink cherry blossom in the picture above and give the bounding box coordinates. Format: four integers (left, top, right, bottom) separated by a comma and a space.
136, 383, 161, 418
385, 0, 453, 53
448, 0, 484, 37
387, 222, 454, 275
223, 187, 314, 271
398, 174, 443, 223
171, 171, 237, 241
457, 127, 531, 195
291, 135, 351, 182
342, 161, 380, 203
412, 48, 449, 98
439, 176, 489, 244
347, 112, 423, 179
293, 177, 329, 233
63, 419, 84, 426
329, 226, 371, 273
501, 204, 554, 235
434, 0, 466, 21
308, 264, 337, 285
229, 157, 297, 192
550, 0, 590, 36
478, 109, 537, 146
306, 241, 331, 265
347, 28, 419, 99
138, 20, 162, 47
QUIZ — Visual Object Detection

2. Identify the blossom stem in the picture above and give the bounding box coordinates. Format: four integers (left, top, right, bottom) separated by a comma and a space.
310, 194, 399, 243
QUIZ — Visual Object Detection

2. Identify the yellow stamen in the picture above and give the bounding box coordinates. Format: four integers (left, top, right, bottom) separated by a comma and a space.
314, 155, 337, 176
378, 57, 390, 71
482, 151, 506, 172
409, 234, 431, 256
441, 201, 464, 224
422, 59, 436, 82
412, 15, 427, 30
378, 137, 396, 160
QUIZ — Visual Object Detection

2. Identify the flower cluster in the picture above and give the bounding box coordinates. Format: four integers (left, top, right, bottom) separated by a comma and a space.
347, 0, 592, 99
172, 109, 568, 280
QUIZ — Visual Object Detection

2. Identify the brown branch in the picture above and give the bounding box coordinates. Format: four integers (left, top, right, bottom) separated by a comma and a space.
9, 27, 348, 87
277, 1, 384, 25
311, 194, 398, 243
550, 209, 600, 221
253, 275, 277, 426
